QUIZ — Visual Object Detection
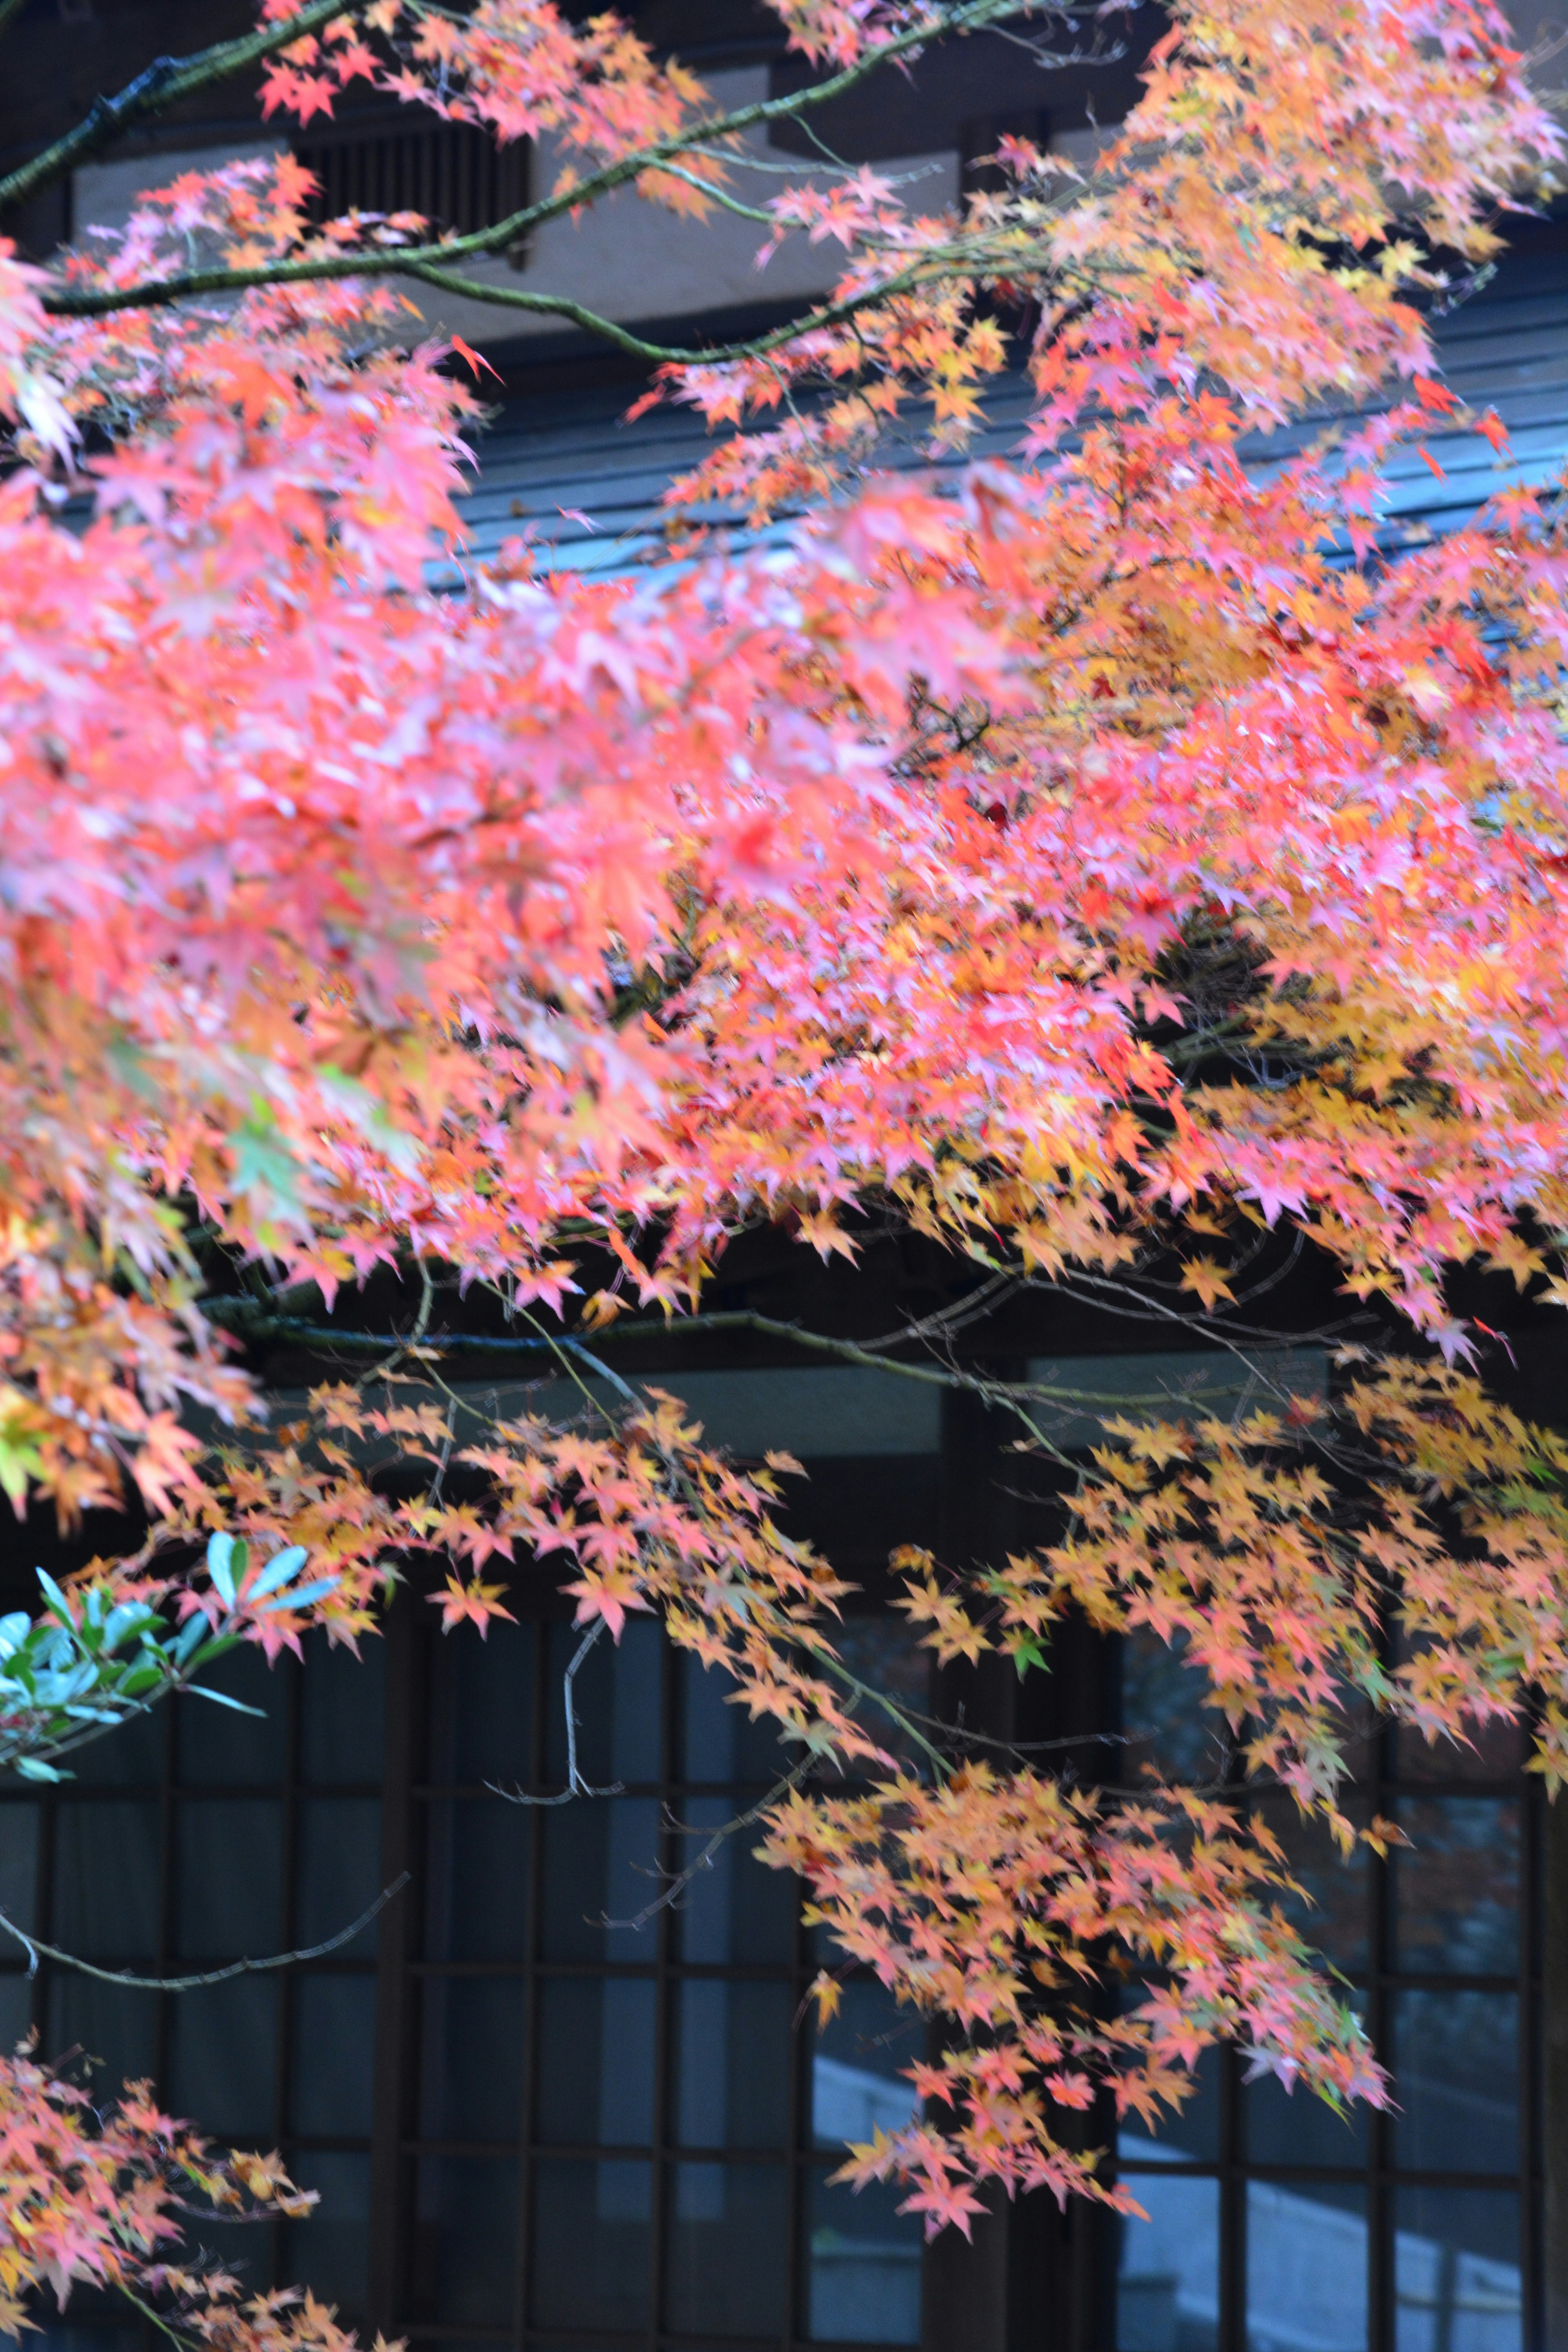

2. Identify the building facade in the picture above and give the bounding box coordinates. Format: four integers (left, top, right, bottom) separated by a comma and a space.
1, 1343, 1550, 2352
5, 3, 1568, 2347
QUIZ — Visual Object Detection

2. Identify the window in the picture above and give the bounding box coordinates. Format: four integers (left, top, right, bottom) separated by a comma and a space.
5, 1603, 928, 2352
1, 1633, 385, 2319
290, 112, 528, 242
397, 1608, 927, 2348
1114, 1630, 1539, 2352
3, 1358, 1546, 2352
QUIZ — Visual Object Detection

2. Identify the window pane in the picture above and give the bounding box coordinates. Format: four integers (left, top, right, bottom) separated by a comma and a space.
539, 1796, 659, 1963
68, 1700, 163, 1784
1246, 2071, 1368, 2167
808, 2167, 922, 2345
681, 1649, 795, 1785
1121, 1628, 1231, 1784
667, 2161, 787, 2336
176, 1646, 288, 1785
188, 2211, 276, 2301
811, 1979, 920, 2153
0, 1801, 40, 1933
1395, 1713, 1523, 1782
1394, 2187, 1520, 2352
829, 1618, 934, 1774
1394, 1799, 1518, 1976
301, 1633, 386, 1785
176, 1798, 283, 1958
431, 1618, 534, 1788
53, 1800, 160, 1958
1247, 2180, 1366, 2352
1119, 2043, 1221, 2168
410, 2156, 518, 2326
671, 1796, 796, 1964
1392, 1991, 1518, 2176
167, 1978, 278, 2141
546, 1617, 660, 1788
46, 1978, 156, 2099
419, 1974, 524, 2145
284, 2150, 371, 2318
422, 1796, 529, 1960
1246, 1996, 1369, 2167
296, 1796, 383, 1953
530, 2158, 650, 2332
537, 1976, 655, 2147
1117, 2169, 1219, 2352
290, 1973, 377, 2139
675, 1977, 792, 2149
1248, 1793, 1369, 1979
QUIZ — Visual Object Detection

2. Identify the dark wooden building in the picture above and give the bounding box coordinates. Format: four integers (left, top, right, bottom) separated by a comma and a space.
5, 4, 1568, 2349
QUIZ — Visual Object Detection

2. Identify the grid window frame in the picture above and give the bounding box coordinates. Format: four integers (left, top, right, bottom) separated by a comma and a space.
374, 1601, 927, 2352
0, 1577, 1545, 2352
1114, 1634, 1543, 2352
0, 1635, 387, 2318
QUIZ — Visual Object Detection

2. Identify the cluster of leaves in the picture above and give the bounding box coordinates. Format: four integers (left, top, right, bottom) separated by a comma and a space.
0, 1534, 332, 1782
899, 1359, 1568, 1807
259, 0, 723, 208
0, 2042, 373, 2352
0, 0, 1564, 2313
768, 1771, 1381, 2229
137, 1381, 889, 1767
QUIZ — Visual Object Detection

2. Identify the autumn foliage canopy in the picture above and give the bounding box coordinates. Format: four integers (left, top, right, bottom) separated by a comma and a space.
0, 0, 1566, 2330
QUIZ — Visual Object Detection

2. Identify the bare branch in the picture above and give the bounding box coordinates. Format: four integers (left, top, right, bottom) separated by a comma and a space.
206, 1300, 1330, 1474
0, 1873, 410, 1989
599, 1761, 814, 1934
492, 1620, 624, 1806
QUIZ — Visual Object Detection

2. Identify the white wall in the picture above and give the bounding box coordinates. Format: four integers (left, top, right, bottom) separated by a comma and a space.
67, 70, 960, 355
1502, 0, 1568, 91
415, 66, 958, 348
72, 139, 285, 238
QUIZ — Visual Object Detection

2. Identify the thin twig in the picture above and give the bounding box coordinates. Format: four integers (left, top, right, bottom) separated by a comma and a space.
494, 1621, 624, 1805
599, 1760, 815, 1933
0, 1875, 410, 1989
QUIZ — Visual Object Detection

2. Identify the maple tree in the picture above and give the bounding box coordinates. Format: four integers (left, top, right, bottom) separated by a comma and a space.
0, 0, 1565, 2327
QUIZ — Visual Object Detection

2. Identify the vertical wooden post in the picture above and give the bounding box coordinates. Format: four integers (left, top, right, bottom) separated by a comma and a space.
921, 1379, 1018, 2352
1542, 1792, 1568, 2350
923, 2201, 1014, 2352
921, 1377, 1114, 2352
367, 1595, 423, 2334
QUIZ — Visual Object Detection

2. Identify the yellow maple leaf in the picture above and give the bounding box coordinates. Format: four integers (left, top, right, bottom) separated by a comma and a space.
1179, 1257, 1236, 1312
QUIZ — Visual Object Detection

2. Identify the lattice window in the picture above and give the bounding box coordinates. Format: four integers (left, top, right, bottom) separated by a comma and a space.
1114, 1629, 1539, 2352
2, 1634, 385, 2341
393, 1609, 927, 2349
7, 1605, 928, 2352
291, 113, 528, 242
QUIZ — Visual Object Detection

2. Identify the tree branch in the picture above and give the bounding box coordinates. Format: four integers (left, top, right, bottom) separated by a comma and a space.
40, 0, 1015, 322
598, 1760, 814, 1932
218, 1301, 1314, 1414
220, 1301, 1334, 1494
0, 0, 359, 214
492, 1619, 625, 1806
0, 1873, 409, 1989
391, 251, 942, 366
